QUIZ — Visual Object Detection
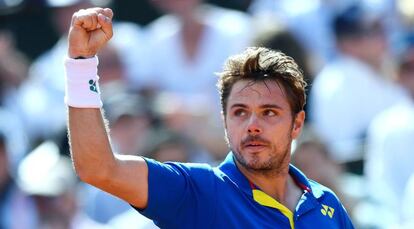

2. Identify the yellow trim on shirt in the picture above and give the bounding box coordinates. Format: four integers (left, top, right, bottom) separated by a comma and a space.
252, 189, 294, 229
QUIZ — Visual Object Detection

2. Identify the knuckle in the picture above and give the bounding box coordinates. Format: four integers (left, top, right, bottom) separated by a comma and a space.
72, 12, 81, 21
93, 7, 104, 12
91, 12, 98, 20
79, 9, 93, 18
78, 9, 86, 15
106, 8, 114, 18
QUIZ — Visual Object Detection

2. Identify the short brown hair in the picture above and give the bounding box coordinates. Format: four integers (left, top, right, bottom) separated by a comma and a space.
217, 47, 307, 116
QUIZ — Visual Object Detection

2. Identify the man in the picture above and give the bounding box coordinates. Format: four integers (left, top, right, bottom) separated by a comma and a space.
65, 8, 354, 228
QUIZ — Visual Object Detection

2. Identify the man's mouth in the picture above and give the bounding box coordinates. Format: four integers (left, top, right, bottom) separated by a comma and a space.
241, 136, 270, 152
243, 141, 267, 150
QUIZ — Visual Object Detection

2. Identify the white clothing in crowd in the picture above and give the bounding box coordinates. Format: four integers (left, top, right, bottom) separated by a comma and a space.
11, 22, 146, 141
108, 209, 159, 229
365, 97, 414, 219
138, 5, 252, 119
309, 55, 405, 162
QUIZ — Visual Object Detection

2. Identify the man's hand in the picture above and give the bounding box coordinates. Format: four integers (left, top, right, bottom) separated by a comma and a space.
68, 8, 113, 59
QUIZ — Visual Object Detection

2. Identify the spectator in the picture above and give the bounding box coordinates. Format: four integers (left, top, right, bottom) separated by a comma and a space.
17, 141, 108, 229
137, 0, 253, 159
363, 33, 414, 228
0, 131, 37, 229
105, 91, 155, 156
142, 0, 251, 100
248, 0, 336, 71
309, 4, 405, 165
151, 92, 223, 161
0, 30, 28, 106
0, 30, 30, 166
398, 174, 414, 228
14, 0, 145, 143
142, 127, 211, 163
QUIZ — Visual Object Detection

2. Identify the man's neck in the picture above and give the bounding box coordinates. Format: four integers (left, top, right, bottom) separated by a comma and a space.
237, 163, 303, 212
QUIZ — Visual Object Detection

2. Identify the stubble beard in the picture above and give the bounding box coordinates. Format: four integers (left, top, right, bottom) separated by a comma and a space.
231, 138, 292, 177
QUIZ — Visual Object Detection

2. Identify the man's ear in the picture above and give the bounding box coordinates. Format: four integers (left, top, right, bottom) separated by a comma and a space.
291, 111, 305, 139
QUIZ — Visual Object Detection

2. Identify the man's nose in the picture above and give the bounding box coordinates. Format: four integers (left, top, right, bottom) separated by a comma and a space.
247, 115, 262, 135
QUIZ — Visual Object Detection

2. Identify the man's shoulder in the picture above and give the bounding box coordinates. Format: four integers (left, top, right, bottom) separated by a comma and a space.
290, 165, 344, 206
309, 179, 336, 196
301, 179, 354, 228
307, 179, 345, 209
165, 161, 213, 171
145, 158, 218, 180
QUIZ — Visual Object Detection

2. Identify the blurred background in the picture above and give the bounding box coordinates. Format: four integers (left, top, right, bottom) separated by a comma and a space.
0, 0, 414, 228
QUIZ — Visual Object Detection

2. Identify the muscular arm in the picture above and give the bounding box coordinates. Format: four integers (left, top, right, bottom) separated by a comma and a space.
66, 8, 148, 209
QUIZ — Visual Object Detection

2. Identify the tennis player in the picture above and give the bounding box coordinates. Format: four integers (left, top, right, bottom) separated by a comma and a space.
65, 7, 354, 228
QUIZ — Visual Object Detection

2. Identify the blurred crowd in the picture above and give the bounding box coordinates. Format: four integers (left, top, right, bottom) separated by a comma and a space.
0, 0, 414, 228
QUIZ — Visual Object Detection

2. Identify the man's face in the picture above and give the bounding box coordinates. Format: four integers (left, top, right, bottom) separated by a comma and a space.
224, 80, 304, 174
358, 30, 387, 66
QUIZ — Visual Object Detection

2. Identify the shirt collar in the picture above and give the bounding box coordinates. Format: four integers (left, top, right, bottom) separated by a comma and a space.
218, 152, 253, 196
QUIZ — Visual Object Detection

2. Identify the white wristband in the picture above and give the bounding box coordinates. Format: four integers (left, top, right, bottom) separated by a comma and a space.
64, 56, 103, 108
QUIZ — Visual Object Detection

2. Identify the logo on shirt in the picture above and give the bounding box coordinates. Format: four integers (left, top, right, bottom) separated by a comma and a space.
89, 80, 97, 93
321, 204, 335, 218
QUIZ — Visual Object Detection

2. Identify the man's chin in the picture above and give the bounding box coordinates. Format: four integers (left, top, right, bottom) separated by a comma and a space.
233, 148, 290, 174
240, 155, 273, 171
245, 161, 273, 171
233, 149, 272, 170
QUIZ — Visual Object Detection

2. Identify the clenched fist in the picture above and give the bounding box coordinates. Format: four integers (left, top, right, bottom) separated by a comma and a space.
68, 8, 113, 59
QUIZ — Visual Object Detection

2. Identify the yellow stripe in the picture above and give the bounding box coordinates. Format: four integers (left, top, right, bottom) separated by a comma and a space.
252, 189, 294, 229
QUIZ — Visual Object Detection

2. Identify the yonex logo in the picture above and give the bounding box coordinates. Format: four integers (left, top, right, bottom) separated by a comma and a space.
89, 79, 97, 93
320, 204, 335, 218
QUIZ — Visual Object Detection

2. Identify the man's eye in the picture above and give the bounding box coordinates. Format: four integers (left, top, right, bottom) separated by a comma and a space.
263, 110, 277, 116
234, 109, 246, 116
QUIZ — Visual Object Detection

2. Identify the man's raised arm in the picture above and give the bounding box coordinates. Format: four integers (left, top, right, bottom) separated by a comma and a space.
66, 7, 148, 209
